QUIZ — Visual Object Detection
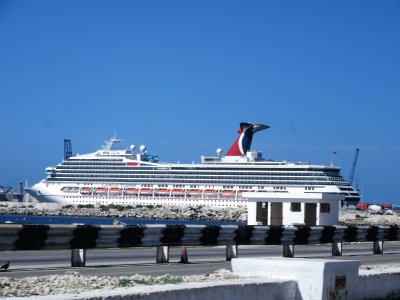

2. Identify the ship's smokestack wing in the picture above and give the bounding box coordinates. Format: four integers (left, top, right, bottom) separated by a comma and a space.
226, 122, 269, 156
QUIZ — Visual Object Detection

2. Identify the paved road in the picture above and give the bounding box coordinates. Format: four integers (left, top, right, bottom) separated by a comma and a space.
0, 242, 399, 278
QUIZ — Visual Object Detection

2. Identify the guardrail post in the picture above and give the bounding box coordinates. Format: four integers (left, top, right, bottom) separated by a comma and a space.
283, 244, 294, 258
332, 242, 343, 256
180, 246, 189, 264
156, 246, 169, 263
373, 241, 384, 254
71, 249, 86, 267
226, 245, 238, 261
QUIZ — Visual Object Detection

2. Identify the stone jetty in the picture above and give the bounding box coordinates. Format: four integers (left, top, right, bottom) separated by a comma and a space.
0, 202, 247, 223
0, 202, 399, 225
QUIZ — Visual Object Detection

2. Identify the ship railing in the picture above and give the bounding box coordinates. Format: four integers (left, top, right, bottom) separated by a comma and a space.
0, 224, 398, 267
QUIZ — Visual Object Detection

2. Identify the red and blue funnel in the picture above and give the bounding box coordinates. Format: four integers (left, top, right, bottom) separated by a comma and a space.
225, 123, 269, 156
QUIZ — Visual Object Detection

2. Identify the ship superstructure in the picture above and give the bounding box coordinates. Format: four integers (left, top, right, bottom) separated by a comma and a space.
26, 123, 360, 207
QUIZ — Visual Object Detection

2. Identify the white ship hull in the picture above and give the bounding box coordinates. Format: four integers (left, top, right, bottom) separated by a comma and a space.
27, 181, 344, 208
26, 123, 361, 208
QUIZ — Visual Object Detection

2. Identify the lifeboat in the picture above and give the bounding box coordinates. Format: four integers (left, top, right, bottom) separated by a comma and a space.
237, 190, 249, 196
109, 187, 122, 194
171, 189, 185, 195
125, 188, 138, 194
95, 187, 108, 194
188, 189, 202, 196
139, 188, 153, 194
80, 187, 91, 194
204, 189, 217, 195
221, 190, 235, 196
256, 190, 268, 193
157, 188, 170, 194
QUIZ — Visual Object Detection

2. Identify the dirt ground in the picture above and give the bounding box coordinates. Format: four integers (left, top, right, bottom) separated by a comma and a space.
339, 209, 400, 226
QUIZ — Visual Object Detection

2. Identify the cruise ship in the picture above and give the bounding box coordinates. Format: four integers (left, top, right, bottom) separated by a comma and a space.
26, 123, 360, 207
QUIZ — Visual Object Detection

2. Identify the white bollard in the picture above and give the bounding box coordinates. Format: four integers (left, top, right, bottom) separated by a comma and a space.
226, 245, 238, 261
71, 249, 86, 267
332, 242, 343, 256
373, 241, 384, 254
283, 244, 294, 258
156, 246, 169, 263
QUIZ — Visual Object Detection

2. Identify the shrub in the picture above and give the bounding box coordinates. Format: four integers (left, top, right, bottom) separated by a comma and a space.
116, 205, 125, 211
63, 204, 74, 209
77, 204, 94, 208
99, 205, 109, 211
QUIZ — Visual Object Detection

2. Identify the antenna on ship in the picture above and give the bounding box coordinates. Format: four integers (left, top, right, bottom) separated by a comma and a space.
330, 151, 337, 166
102, 132, 122, 150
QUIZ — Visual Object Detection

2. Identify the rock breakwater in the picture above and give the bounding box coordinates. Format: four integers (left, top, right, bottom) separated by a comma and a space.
0, 202, 247, 223
0, 202, 399, 225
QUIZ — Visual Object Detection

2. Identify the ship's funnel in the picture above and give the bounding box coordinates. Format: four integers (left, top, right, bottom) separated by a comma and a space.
225, 122, 269, 156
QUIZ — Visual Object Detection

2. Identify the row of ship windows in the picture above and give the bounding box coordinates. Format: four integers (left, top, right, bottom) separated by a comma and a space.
54, 173, 341, 181
114, 194, 243, 198
59, 164, 339, 173
49, 176, 342, 184
56, 168, 340, 177
64, 198, 246, 207
61, 184, 312, 190
51, 174, 343, 182
61, 162, 337, 171
48, 178, 348, 186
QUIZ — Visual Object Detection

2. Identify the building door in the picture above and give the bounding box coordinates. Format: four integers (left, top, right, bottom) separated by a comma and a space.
256, 202, 268, 225
270, 202, 283, 225
304, 203, 317, 226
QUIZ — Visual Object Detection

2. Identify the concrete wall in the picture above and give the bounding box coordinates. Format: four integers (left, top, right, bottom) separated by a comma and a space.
356, 271, 400, 299
247, 201, 258, 224
282, 202, 304, 225
232, 257, 400, 300
232, 257, 361, 300
317, 201, 339, 225
28, 279, 297, 300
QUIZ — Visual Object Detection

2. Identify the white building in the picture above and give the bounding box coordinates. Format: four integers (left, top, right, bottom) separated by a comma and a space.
244, 187, 344, 226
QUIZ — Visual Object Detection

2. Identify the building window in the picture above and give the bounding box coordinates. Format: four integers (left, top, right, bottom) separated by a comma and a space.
320, 203, 330, 213
291, 202, 301, 212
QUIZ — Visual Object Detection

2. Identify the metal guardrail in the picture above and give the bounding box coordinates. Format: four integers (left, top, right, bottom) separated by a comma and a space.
0, 224, 399, 267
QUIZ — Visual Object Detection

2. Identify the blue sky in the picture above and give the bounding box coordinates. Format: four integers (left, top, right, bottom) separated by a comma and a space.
1, 1, 399, 204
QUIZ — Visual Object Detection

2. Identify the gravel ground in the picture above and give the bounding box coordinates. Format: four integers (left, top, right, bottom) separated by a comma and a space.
339, 209, 400, 226
1, 265, 400, 297
0, 269, 240, 297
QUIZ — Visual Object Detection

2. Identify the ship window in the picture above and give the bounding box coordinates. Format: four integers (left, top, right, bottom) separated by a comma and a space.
291, 202, 301, 212
320, 203, 330, 213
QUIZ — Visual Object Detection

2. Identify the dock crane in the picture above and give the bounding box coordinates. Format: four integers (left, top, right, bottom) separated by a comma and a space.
348, 148, 359, 186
